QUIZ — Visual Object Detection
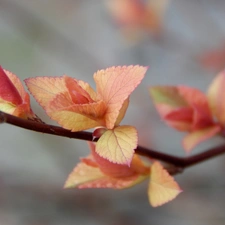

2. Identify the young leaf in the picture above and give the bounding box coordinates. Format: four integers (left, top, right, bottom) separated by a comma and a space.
24, 76, 67, 109
90, 141, 148, 178
64, 160, 142, 189
0, 67, 36, 119
25, 76, 107, 131
150, 86, 190, 130
150, 86, 214, 131
183, 125, 221, 153
148, 161, 182, 207
64, 143, 149, 189
48, 93, 106, 131
96, 125, 138, 165
26, 66, 147, 131
0, 67, 22, 105
94, 65, 147, 129
64, 160, 105, 188
150, 86, 188, 109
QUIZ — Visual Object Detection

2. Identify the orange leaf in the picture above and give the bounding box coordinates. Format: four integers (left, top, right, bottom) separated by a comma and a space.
96, 125, 138, 165
24, 76, 67, 110
64, 160, 105, 188
64, 76, 94, 104
65, 161, 141, 189
64, 151, 148, 189
115, 98, 129, 126
148, 161, 182, 207
183, 125, 221, 153
25, 76, 107, 131
26, 66, 147, 130
94, 65, 147, 129
48, 93, 106, 131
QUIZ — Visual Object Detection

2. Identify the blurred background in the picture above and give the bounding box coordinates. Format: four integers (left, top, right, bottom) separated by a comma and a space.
0, 0, 225, 224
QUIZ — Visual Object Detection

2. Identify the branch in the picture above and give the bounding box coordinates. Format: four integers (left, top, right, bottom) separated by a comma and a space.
1, 111, 225, 170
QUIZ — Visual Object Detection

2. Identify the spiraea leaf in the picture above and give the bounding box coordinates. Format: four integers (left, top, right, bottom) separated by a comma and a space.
94, 65, 147, 129
96, 125, 138, 165
148, 161, 182, 207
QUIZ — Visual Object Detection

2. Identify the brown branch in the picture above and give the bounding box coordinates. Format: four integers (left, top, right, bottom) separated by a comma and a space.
1, 111, 225, 170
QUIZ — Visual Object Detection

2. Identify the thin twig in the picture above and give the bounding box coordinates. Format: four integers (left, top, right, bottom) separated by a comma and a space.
1, 111, 225, 170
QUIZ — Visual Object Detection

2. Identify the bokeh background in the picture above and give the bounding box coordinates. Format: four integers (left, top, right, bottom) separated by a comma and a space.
0, 0, 225, 224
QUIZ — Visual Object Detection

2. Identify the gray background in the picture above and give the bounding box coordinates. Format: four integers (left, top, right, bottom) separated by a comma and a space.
0, 0, 225, 224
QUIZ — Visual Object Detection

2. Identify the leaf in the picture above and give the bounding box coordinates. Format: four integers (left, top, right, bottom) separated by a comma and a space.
150, 86, 188, 109
64, 161, 105, 188
48, 92, 106, 131
77, 175, 144, 189
24, 76, 67, 109
0, 67, 36, 119
0, 66, 22, 105
49, 111, 102, 131
148, 161, 182, 207
94, 65, 147, 129
5, 70, 28, 101
115, 98, 130, 126
207, 70, 225, 125
90, 142, 142, 178
0, 102, 16, 114
96, 125, 138, 165
164, 107, 193, 131
183, 125, 221, 153
64, 154, 147, 189
64, 76, 94, 104
25, 76, 107, 131
150, 86, 214, 131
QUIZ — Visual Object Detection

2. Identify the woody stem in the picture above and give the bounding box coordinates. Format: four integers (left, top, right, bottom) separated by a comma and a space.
0, 111, 225, 171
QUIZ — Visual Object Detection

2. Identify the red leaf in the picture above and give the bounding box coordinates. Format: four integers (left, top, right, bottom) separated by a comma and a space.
0, 66, 22, 105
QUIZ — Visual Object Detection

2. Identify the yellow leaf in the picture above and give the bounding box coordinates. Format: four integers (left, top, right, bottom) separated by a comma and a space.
96, 125, 138, 165
64, 161, 105, 188
0, 102, 16, 114
148, 161, 182, 207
